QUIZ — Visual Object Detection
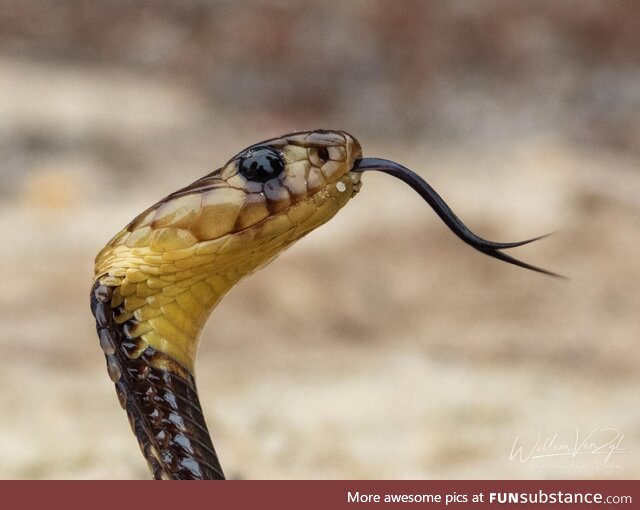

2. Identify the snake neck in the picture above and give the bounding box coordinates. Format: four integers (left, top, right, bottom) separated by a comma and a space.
91, 229, 242, 479
91, 281, 225, 480
91, 224, 299, 479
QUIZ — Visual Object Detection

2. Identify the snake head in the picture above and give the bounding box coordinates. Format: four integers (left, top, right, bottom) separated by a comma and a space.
94, 129, 365, 372
119, 129, 363, 244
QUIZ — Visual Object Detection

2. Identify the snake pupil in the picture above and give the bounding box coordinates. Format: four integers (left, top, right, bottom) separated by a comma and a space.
238, 147, 285, 183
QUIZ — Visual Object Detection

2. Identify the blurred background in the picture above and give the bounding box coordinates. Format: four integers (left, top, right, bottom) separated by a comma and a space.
1, 0, 639, 479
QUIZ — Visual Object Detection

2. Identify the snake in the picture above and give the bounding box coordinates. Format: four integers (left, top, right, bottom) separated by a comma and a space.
90, 129, 558, 480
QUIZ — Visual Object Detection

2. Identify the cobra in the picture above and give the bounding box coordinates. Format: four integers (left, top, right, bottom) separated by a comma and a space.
90, 129, 558, 479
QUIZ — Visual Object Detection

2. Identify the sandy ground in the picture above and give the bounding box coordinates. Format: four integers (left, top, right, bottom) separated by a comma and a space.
1, 55, 639, 480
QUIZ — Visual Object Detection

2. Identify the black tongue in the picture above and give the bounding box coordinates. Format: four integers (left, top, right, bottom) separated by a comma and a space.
351, 158, 564, 278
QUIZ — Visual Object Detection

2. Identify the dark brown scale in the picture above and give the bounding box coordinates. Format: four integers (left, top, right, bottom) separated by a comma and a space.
98, 327, 116, 354
122, 319, 146, 341
121, 338, 143, 359
93, 284, 112, 303
115, 382, 128, 409
93, 304, 110, 328
146, 452, 166, 480
106, 355, 122, 382
90, 281, 225, 480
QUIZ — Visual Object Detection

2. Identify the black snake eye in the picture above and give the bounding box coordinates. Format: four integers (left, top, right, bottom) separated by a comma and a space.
238, 148, 285, 183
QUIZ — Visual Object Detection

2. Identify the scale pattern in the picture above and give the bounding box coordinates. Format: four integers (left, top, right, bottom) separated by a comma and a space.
90, 281, 225, 479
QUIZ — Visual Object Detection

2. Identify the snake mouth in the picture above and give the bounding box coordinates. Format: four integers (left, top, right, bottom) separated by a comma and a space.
351, 158, 563, 278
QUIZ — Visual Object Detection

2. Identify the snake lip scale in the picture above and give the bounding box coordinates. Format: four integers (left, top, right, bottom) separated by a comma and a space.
91, 129, 558, 480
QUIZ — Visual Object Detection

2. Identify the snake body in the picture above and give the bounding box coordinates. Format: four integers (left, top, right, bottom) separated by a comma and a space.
91, 129, 556, 479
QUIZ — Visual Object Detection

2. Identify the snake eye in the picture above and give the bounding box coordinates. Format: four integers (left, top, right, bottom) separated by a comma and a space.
238, 148, 285, 183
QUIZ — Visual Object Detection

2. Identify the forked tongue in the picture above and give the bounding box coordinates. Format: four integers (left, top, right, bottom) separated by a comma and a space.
351, 158, 563, 278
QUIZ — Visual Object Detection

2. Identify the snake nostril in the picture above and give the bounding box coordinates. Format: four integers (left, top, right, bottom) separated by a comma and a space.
317, 147, 329, 164
310, 146, 329, 167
